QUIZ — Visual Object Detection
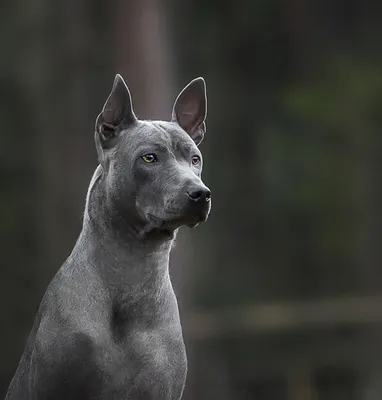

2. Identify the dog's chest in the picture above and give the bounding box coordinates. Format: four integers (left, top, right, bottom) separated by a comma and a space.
98, 327, 187, 399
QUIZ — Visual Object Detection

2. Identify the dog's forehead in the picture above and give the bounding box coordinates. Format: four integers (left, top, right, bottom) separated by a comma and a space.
126, 120, 196, 151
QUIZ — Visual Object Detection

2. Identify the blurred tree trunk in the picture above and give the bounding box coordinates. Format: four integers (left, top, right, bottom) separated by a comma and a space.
283, 0, 317, 77
286, 364, 317, 400
351, 125, 382, 399
352, 126, 382, 294
114, 0, 175, 119
31, 0, 97, 275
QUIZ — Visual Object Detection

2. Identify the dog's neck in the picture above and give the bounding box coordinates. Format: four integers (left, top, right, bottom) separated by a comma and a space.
75, 166, 175, 303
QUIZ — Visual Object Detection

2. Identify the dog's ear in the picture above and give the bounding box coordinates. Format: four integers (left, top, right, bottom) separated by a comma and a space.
95, 74, 136, 146
172, 77, 207, 146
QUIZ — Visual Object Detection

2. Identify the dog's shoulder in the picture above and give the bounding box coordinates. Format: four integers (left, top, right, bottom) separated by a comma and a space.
31, 257, 109, 350
25, 326, 100, 399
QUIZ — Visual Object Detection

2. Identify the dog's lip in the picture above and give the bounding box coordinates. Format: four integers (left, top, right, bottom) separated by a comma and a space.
146, 209, 208, 225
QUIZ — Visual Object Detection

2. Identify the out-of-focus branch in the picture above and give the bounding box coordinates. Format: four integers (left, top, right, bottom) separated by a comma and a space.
185, 296, 382, 339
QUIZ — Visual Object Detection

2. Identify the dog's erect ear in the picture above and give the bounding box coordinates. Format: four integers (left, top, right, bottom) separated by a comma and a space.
95, 74, 136, 145
172, 77, 207, 146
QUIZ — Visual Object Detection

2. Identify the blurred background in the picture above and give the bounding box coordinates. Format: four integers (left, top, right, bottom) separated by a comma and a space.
2, 0, 382, 398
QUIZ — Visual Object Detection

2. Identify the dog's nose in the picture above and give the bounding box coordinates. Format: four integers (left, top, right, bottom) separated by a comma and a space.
187, 187, 211, 202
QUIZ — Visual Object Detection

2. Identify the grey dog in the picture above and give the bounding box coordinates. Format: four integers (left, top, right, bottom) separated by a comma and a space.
5, 74, 211, 399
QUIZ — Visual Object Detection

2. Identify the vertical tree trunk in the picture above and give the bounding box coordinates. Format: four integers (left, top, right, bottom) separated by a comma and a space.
286, 364, 317, 400
114, 0, 175, 119
31, 0, 96, 274
351, 125, 382, 400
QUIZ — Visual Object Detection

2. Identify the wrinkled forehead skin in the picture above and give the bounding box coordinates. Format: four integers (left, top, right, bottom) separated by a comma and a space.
116, 120, 202, 165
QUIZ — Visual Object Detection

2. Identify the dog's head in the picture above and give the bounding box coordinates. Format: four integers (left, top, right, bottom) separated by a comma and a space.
94, 75, 211, 235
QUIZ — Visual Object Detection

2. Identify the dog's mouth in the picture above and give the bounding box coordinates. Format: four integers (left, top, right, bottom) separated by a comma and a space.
147, 206, 210, 230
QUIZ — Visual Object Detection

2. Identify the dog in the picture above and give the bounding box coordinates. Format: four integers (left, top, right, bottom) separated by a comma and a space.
5, 74, 211, 399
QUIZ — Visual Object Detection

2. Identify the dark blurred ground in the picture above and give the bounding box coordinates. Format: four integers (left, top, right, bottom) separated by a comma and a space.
2, 0, 382, 399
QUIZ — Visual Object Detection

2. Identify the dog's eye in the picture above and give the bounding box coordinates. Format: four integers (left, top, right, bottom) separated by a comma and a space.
142, 154, 157, 163
191, 155, 201, 166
